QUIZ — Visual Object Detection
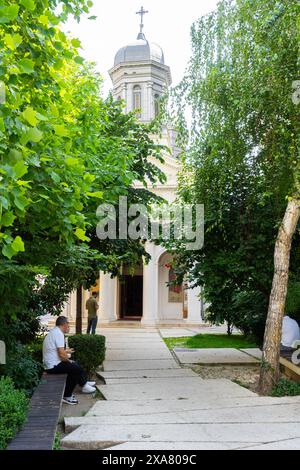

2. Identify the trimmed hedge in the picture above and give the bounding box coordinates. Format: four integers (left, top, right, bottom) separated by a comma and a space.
0, 376, 29, 449
68, 334, 106, 376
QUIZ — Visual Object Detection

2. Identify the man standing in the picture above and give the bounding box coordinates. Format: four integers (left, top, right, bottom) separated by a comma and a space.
86, 291, 99, 334
43, 316, 96, 405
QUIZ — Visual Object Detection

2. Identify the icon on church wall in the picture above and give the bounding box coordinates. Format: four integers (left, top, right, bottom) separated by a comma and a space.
167, 265, 183, 303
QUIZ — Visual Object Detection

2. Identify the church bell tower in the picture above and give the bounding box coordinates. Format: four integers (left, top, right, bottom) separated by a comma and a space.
109, 6, 172, 123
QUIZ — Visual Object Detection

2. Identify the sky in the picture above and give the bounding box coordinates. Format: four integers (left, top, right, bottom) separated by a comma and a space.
64, 0, 219, 96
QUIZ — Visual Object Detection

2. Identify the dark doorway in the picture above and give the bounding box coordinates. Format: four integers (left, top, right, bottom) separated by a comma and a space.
120, 275, 143, 319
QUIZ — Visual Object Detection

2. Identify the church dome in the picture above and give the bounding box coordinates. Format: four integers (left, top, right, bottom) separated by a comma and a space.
114, 35, 165, 66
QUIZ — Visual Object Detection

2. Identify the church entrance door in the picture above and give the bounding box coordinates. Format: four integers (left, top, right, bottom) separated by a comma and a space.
120, 275, 143, 320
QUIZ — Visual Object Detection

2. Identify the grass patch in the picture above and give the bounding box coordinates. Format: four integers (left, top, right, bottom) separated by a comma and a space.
53, 432, 63, 450
271, 378, 300, 397
164, 334, 258, 350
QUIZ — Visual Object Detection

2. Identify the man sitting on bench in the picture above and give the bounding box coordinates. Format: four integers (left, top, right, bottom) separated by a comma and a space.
281, 315, 300, 352
43, 316, 96, 405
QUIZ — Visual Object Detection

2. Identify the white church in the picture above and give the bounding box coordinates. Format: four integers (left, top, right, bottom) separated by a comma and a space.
59, 8, 205, 329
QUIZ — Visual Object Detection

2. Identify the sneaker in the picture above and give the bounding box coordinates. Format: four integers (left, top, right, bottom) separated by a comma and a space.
81, 383, 96, 394
63, 396, 78, 405
87, 381, 96, 387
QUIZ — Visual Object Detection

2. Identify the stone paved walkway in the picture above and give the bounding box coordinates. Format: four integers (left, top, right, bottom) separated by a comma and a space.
62, 328, 300, 450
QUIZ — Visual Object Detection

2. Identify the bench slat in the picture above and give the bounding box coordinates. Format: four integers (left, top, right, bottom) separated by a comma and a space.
7, 373, 67, 450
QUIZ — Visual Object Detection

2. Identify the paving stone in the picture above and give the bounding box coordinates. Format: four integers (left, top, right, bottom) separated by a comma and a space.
86, 396, 300, 417
65, 403, 300, 432
61, 422, 300, 449
240, 349, 262, 360
107, 342, 165, 348
105, 349, 171, 360
243, 438, 300, 450
62, 328, 300, 450
173, 348, 260, 364
97, 378, 255, 401
103, 441, 256, 450
102, 376, 198, 385
103, 359, 180, 371
98, 369, 198, 380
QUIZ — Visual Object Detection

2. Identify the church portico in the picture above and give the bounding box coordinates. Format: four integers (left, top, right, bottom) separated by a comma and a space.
96, 243, 204, 327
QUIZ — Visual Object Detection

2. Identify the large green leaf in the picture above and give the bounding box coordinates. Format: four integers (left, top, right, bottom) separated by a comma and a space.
14, 194, 28, 211
22, 107, 38, 126
4, 33, 22, 50
54, 124, 69, 137
27, 127, 43, 142
12, 236, 25, 253
1, 211, 15, 227
20, 0, 36, 11
0, 5, 19, 24
2, 243, 17, 259
19, 58, 35, 74
74, 228, 89, 241
13, 161, 28, 179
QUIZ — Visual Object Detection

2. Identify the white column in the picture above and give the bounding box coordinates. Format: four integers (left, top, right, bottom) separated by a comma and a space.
82, 288, 90, 324
126, 83, 133, 114
187, 285, 203, 323
141, 242, 158, 326
99, 271, 118, 323
68, 290, 76, 321
146, 82, 153, 121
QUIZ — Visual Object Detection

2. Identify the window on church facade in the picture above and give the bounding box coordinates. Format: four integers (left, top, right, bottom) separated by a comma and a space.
133, 85, 141, 117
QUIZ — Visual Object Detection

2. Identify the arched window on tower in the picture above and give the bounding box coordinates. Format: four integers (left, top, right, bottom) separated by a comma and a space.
133, 85, 141, 117
154, 94, 160, 118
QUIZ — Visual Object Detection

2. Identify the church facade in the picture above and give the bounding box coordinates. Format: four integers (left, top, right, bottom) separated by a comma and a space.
60, 13, 205, 328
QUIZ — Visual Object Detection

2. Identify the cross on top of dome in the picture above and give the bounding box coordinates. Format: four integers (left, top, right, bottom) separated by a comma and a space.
136, 6, 149, 40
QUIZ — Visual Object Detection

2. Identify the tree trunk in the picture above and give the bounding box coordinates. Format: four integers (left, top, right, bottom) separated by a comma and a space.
259, 198, 300, 394
76, 286, 82, 335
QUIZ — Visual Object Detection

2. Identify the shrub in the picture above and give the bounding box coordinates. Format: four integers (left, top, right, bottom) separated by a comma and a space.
0, 377, 28, 449
271, 378, 300, 397
68, 334, 106, 376
26, 337, 44, 364
2, 343, 43, 395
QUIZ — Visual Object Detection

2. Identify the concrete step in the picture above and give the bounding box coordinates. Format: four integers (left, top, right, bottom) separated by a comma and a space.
96, 378, 256, 401
97, 369, 198, 381
103, 359, 181, 371
85, 395, 300, 417
64, 402, 300, 432
61, 422, 300, 449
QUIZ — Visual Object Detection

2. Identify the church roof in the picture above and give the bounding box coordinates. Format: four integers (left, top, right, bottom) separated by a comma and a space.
114, 34, 165, 66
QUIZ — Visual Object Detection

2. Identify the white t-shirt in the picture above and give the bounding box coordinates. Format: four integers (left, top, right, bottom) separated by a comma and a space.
43, 326, 65, 369
281, 316, 300, 347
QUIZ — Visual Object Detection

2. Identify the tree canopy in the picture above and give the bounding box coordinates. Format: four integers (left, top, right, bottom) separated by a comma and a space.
0, 0, 166, 324
169, 0, 299, 343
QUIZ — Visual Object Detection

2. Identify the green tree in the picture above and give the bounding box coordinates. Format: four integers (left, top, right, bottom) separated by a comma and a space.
171, 0, 299, 392
0, 0, 166, 339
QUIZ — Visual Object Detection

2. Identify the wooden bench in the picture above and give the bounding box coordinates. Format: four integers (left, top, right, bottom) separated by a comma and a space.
7, 373, 67, 450
279, 348, 300, 382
